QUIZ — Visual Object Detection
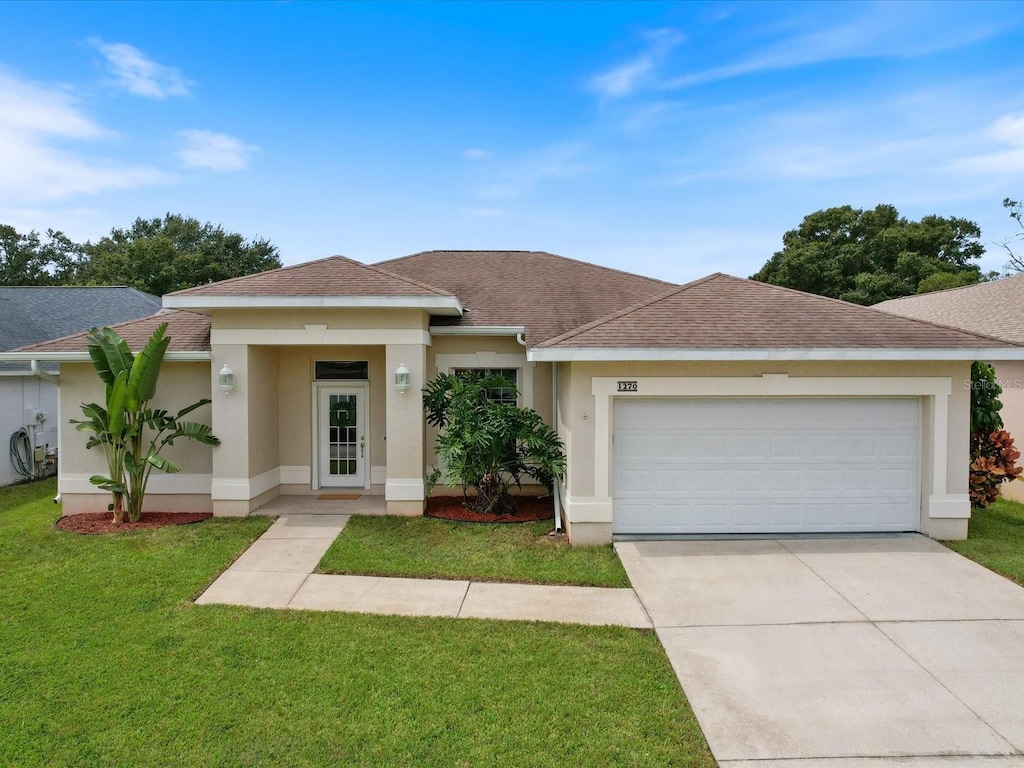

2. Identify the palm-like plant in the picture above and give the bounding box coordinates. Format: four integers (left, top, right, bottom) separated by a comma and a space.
423, 371, 565, 515
70, 323, 220, 523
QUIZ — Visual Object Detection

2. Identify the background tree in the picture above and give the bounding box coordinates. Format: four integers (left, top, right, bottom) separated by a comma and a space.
1000, 197, 1024, 273
77, 214, 281, 296
0, 225, 84, 286
751, 204, 985, 304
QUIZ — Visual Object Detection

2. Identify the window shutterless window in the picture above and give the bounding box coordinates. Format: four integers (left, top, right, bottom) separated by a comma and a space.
452, 367, 518, 404
315, 361, 369, 380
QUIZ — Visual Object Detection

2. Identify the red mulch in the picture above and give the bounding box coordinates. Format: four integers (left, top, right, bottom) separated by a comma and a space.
425, 495, 554, 524
55, 512, 213, 535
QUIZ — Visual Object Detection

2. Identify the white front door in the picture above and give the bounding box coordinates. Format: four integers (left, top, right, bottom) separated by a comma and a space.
318, 386, 368, 488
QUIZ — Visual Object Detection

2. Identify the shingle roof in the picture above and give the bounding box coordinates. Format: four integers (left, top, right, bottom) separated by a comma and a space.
376, 250, 675, 343
0, 286, 161, 352
536, 273, 1018, 349
12, 310, 211, 354
168, 254, 454, 297
874, 274, 1024, 344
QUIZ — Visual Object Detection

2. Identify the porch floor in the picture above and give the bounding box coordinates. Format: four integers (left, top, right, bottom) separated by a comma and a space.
254, 494, 389, 516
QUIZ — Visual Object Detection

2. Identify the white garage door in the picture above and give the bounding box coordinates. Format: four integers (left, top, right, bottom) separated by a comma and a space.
612, 398, 921, 535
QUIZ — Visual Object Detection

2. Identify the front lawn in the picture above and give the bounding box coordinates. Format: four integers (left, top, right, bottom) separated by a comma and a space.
316, 514, 631, 588
0, 480, 712, 767
944, 497, 1024, 586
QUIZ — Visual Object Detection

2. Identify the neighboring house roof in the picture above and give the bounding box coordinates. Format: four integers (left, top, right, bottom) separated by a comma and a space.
874, 274, 1024, 345
8, 310, 211, 358
164, 255, 462, 314
377, 250, 675, 344
0, 286, 161, 352
531, 273, 1019, 359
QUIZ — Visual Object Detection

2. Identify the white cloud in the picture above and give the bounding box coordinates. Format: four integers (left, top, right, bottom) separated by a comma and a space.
91, 39, 190, 98
472, 142, 592, 200
0, 70, 166, 202
177, 130, 258, 172
588, 29, 683, 99
951, 113, 1024, 175
462, 148, 491, 160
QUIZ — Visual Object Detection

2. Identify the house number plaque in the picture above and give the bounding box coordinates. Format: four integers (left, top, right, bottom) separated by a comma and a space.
617, 381, 639, 392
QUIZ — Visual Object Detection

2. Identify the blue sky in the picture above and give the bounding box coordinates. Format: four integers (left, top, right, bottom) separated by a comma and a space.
1, 1, 1022, 284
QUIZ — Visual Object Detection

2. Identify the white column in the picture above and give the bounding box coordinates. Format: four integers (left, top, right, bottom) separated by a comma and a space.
210, 344, 251, 516
385, 342, 427, 514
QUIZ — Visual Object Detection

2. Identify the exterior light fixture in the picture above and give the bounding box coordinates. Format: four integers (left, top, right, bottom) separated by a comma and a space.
394, 363, 411, 393
218, 364, 235, 395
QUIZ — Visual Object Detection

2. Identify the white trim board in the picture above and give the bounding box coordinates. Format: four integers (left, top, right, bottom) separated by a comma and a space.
63, 473, 213, 495
212, 328, 431, 346
165, 295, 462, 315
529, 346, 1024, 362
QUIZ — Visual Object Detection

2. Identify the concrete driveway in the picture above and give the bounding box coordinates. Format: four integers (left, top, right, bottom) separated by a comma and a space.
616, 536, 1024, 767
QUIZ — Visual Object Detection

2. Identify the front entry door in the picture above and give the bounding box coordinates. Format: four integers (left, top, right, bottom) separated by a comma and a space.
318, 386, 367, 488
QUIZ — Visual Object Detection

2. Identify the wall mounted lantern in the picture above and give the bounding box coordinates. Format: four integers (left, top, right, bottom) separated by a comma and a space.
218, 364, 236, 395
394, 363, 411, 394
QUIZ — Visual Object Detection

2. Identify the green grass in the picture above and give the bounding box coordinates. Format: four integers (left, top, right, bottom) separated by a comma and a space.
316, 514, 631, 588
944, 497, 1024, 586
0, 480, 713, 767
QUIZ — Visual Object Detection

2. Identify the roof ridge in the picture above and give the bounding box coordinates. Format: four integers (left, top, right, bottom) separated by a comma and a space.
377, 250, 678, 289
876, 273, 1024, 307
166, 254, 354, 296
536, 273, 722, 347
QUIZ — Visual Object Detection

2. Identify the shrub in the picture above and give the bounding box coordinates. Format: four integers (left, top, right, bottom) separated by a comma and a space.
423, 371, 565, 515
969, 362, 1022, 508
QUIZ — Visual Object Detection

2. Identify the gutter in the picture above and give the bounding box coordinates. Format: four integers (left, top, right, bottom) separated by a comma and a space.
429, 325, 526, 337
30, 360, 59, 385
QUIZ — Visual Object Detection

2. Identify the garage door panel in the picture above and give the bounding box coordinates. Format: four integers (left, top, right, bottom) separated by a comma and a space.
612, 397, 921, 535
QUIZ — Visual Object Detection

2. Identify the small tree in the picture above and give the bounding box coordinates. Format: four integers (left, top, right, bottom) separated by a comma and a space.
71, 323, 220, 523
968, 362, 1022, 508
423, 371, 565, 515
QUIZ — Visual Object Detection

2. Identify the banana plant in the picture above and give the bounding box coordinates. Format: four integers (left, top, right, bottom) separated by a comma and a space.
70, 323, 220, 523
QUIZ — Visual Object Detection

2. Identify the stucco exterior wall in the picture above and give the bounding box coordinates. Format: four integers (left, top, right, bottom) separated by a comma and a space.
556, 359, 972, 544
991, 360, 1024, 502
247, 346, 280, 478
276, 345, 387, 493
58, 361, 213, 515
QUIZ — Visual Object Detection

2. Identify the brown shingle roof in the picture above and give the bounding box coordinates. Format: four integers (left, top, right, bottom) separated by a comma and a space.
377, 250, 675, 343
536, 273, 1018, 349
11, 310, 211, 354
874, 274, 1024, 344
168, 254, 454, 297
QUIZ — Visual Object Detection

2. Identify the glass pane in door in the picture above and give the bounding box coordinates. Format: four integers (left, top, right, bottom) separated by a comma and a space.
327, 393, 358, 478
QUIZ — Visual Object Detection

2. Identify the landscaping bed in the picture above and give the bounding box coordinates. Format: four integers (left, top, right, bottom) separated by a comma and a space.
56, 511, 212, 534
425, 494, 554, 523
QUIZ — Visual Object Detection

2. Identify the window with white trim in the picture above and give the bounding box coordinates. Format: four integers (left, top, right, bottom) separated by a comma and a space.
452, 367, 519, 405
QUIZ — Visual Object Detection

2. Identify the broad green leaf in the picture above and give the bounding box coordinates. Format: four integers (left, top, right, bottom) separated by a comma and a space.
107, 371, 129, 436
147, 454, 179, 473
127, 322, 169, 408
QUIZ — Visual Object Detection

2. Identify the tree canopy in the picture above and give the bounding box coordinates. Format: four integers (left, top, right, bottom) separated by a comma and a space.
78, 214, 281, 296
751, 204, 985, 305
1000, 197, 1024, 273
0, 214, 280, 295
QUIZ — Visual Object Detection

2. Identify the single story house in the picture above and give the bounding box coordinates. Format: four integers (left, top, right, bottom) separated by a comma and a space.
0, 286, 161, 486
4, 251, 1021, 544
875, 273, 1024, 501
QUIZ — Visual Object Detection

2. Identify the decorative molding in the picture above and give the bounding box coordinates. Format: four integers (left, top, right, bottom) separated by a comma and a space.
279, 465, 311, 485
63, 473, 213, 495
212, 328, 430, 346
370, 465, 387, 485
562, 492, 613, 524
927, 494, 971, 520
385, 478, 425, 501
165, 295, 462, 314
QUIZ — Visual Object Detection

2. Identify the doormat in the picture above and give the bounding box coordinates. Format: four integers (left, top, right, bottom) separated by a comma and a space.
317, 493, 361, 500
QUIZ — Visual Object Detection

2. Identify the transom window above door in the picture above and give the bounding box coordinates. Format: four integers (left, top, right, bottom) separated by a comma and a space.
453, 367, 518, 404
315, 361, 369, 381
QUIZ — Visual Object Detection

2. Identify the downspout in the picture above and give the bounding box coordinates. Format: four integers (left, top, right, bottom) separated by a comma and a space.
551, 361, 563, 533
30, 361, 61, 503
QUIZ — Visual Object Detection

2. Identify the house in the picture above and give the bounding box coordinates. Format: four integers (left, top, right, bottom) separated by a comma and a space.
0, 286, 161, 486
3, 251, 1021, 543
875, 273, 1024, 501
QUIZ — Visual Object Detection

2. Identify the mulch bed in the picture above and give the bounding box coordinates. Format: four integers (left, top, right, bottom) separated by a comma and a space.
55, 512, 213, 535
425, 495, 554, 524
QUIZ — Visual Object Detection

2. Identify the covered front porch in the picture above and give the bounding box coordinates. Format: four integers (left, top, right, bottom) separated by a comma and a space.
209, 335, 430, 517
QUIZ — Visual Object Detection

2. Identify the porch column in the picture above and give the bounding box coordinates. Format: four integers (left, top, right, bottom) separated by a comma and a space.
385, 342, 427, 514
210, 344, 250, 516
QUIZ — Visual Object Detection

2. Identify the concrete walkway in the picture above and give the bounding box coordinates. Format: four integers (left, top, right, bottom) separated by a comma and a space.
618, 537, 1024, 767
197, 514, 651, 628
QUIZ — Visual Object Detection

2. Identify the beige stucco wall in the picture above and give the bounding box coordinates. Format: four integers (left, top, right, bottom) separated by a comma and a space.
557, 359, 972, 543
211, 307, 430, 332
991, 360, 1024, 502
58, 361, 214, 515
276, 345, 387, 489
247, 346, 280, 477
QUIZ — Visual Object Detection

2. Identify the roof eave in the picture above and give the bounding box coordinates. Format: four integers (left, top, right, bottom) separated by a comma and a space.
0, 351, 212, 363
163, 295, 463, 315
527, 347, 1024, 362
